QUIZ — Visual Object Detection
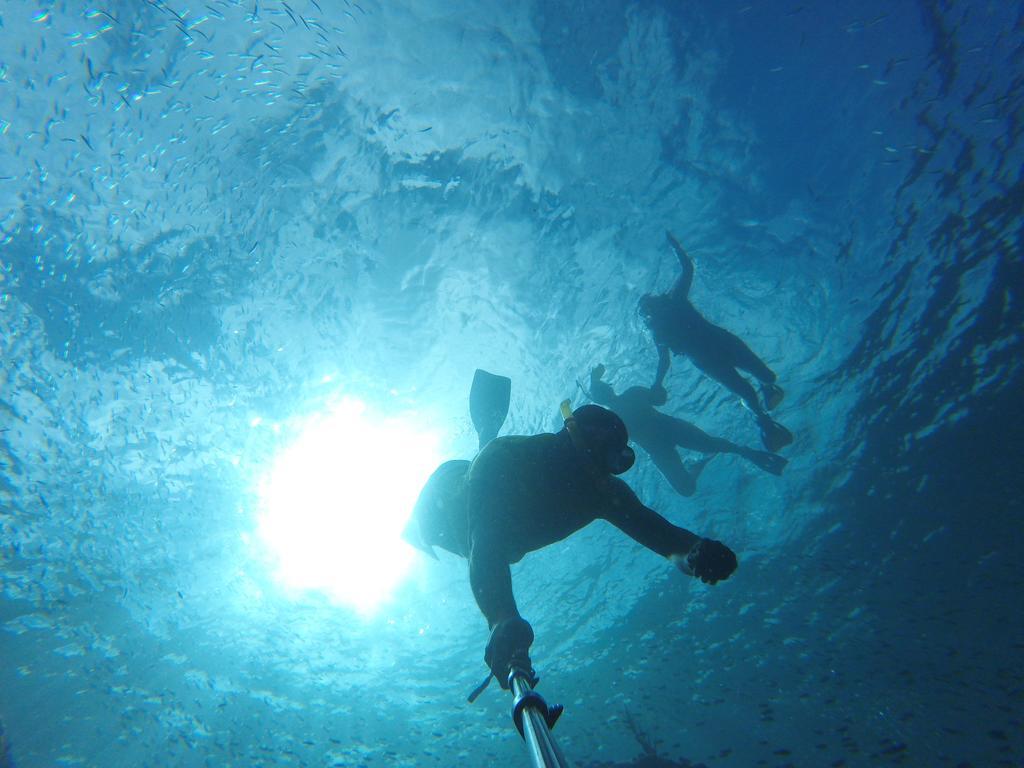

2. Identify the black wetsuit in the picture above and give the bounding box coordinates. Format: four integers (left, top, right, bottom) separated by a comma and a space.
405, 430, 703, 628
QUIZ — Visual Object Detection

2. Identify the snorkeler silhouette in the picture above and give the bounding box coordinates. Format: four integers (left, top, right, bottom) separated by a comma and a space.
404, 372, 737, 696
588, 364, 786, 496
639, 231, 794, 452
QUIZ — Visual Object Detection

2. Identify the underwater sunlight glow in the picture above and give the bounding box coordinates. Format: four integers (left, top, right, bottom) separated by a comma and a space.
256, 397, 442, 613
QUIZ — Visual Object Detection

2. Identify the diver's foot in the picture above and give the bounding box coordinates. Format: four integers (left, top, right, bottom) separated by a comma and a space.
747, 449, 788, 476
758, 416, 793, 452
762, 383, 785, 411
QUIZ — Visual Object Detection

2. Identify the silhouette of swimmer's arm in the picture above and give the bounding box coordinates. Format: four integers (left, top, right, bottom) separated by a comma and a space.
600, 477, 700, 560
589, 365, 618, 406
592, 366, 665, 409
666, 231, 694, 299
650, 233, 695, 390
653, 345, 672, 390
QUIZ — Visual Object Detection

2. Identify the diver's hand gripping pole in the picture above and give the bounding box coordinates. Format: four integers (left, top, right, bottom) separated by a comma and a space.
507, 659, 570, 768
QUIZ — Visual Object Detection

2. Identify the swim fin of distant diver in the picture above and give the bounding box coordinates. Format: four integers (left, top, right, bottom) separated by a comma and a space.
747, 449, 788, 476
470, 368, 511, 451
761, 382, 785, 411
758, 415, 794, 453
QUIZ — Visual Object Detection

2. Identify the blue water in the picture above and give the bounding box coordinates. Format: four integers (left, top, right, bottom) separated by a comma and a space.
1, 1, 1021, 766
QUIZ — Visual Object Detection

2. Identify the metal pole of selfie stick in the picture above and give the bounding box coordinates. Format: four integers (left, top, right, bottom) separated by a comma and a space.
508, 662, 570, 768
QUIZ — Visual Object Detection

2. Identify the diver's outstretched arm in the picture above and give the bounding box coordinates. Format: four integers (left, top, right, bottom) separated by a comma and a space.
589, 365, 617, 406
601, 478, 738, 585
666, 231, 694, 298
600, 479, 700, 559
469, 537, 520, 629
653, 345, 671, 389
641, 382, 668, 407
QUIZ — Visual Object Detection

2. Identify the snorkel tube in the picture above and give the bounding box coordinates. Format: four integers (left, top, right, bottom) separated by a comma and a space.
559, 399, 586, 451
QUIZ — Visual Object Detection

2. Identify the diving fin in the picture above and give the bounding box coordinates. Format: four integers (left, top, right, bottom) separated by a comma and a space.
747, 449, 788, 476
758, 416, 794, 452
761, 382, 785, 411
470, 369, 511, 452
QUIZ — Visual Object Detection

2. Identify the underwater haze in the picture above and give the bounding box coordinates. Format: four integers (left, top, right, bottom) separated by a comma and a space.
1, 1, 1022, 767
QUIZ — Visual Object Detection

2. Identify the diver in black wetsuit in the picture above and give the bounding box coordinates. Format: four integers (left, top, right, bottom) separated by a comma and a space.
638, 231, 794, 452
588, 364, 786, 496
403, 403, 737, 690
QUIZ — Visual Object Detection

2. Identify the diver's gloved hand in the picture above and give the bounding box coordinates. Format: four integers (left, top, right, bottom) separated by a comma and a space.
677, 538, 737, 585
484, 616, 534, 689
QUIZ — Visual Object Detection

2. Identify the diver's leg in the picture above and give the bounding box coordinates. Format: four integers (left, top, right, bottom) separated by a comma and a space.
646, 443, 701, 497
666, 417, 733, 454
721, 331, 776, 384
668, 419, 786, 473
694, 360, 793, 451
701, 360, 765, 415
718, 331, 785, 409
